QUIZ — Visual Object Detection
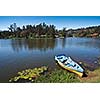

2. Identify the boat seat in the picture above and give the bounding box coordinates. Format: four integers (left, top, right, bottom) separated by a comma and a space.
73, 64, 76, 67
57, 57, 63, 59
62, 59, 68, 63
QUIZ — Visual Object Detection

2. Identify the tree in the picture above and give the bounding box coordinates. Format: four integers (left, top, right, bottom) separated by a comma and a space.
62, 27, 67, 37
1, 22, 100, 39
8, 23, 17, 33
22, 26, 26, 30
48, 25, 56, 38
16, 27, 22, 37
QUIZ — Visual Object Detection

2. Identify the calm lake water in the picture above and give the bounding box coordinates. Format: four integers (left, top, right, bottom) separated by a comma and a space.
0, 37, 100, 82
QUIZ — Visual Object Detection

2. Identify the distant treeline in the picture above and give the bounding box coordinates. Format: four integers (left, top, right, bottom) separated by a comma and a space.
0, 23, 100, 39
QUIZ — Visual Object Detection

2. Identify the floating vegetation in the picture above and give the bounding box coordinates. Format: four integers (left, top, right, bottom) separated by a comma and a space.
9, 66, 48, 82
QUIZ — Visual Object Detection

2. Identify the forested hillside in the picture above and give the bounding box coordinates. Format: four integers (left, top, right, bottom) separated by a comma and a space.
0, 23, 100, 39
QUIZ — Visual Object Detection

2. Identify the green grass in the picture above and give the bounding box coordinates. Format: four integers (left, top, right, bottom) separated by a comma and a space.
33, 68, 80, 83
9, 67, 100, 83
9, 67, 80, 83
9, 66, 100, 83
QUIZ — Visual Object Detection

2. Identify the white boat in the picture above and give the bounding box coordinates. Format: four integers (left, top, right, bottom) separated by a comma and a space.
55, 54, 85, 77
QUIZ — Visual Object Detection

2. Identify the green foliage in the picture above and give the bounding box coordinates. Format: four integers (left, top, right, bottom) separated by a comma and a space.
33, 69, 79, 83
9, 65, 80, 83
0, 23, 100, 39
9, 66, 48, 82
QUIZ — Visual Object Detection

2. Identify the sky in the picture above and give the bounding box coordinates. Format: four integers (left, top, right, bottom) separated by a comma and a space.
0, 16, 100, 30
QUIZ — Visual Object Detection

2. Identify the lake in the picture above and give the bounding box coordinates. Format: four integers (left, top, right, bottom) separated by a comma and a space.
0, 37, 100, 82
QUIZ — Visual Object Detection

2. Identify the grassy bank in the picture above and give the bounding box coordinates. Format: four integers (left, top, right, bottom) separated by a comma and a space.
9, 67, 100, 83
33, 68, 100, 83
9, 67, 80, 83
33, 68, 79, 83
9, 58, 100, 83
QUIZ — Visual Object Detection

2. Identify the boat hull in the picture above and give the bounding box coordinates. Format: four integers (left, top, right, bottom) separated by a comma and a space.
56, 60, 83, 77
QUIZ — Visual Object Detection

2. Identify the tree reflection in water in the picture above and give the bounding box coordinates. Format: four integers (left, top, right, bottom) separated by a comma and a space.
11, 39, 57, 52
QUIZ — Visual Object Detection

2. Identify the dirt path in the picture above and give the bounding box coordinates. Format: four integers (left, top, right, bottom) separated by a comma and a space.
79, 69, 100, 83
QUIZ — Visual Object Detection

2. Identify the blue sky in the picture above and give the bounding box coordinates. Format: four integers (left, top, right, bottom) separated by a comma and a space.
0, 16, 100, 30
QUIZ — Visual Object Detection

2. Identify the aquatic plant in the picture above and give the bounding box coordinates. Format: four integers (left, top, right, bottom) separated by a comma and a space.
9, 66, 48, 82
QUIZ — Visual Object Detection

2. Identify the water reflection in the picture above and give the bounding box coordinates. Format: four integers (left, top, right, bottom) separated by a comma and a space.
61, 38, 66, 48
11, 39, 56, 52
76, 38, 100, 49
11, 38, 100, 52
61, 38, 100, 49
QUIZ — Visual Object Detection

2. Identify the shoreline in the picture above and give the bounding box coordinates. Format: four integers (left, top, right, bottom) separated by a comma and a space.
0, 36, 100, 39
9, 59, 100, 83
